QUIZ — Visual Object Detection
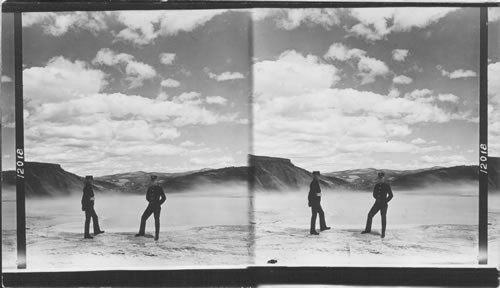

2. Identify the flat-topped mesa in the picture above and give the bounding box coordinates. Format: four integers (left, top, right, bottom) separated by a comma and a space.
26, 162, 62, 169
1, 161, 120, 197
249, 154, 292, 165
249, 154, 348, 191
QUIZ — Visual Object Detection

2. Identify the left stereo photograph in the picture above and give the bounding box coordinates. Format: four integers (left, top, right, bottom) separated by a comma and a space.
1, 10, 253, 270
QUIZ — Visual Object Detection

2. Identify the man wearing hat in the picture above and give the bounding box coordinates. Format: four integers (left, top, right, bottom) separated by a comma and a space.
308, 171, 330, 235
136, 175, 166, 241
362, 171, 394, 238
81, 176, 104, 239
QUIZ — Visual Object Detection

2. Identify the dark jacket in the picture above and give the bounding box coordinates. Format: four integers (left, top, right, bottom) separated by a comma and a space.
308, 179, 321, 207
81, 184, 95, 211
146, 185, 166, 206
373, 182, 393, 203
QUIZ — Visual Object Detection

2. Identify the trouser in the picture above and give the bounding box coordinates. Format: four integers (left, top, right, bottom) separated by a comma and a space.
138, 204, 161, 237
310, 204, 327, 233
364, 201, 388, 235
84, 206, 101, 235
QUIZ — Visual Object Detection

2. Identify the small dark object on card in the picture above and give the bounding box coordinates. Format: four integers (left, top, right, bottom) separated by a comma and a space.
267, 259, 278, 264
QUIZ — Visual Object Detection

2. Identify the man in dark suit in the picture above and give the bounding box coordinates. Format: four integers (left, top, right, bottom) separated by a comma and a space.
308, 171, 330, 235
81, 176, 104, 239
136, 175, 166, 241
362, 171, 394, 238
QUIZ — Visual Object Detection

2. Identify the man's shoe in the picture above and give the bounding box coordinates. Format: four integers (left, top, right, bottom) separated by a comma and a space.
84, 235, 93, 239
135, 233, 145, 237
381, 234, 385, 238
94, 230, 105, 235
310, 231, 320, 235
154, 236, 159, 241
361, 230, 370, 234
320, 227, 331, 231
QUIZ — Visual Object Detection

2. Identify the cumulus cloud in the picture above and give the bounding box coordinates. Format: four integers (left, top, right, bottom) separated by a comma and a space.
411, 138, 426, 145
256, 50, 340, 97
324, 43, 389, 84
253, 8, 340, 30
403, 89, 460, 104
22, 11, 228, 45
388, 88, 401, 98
347, 8, 459, 41
24, 56, 106, 105
156, 92, 169, 101
357, 57, 390, 84
393, 75, 413, 85
159, 53, 176, 65
171, 92, 203, 105
392, 49, 409, 61
113, 10, 227, 45
437, 65, 477, 79
437, 93, 459, 103
24, 90, 243, 174
206, 96, 228, 105
22, 56, 246, 174
189, 156, 235, 168
161, 78, 181, 88
207, 71, 245, 81
180, 140, 196, 147
29, 92, 239, 127
23, 12, 108, 36
254, 53, 469, 170
405, 89, 433, 100
93, 48, 156, 89
324, 43, 365, 61
420, 155, 467, 167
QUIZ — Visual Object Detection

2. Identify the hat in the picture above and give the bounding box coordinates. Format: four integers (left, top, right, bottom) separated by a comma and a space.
85, 175, 93, 181
377, 171, 385, 177
150, 175, 158, 180
312, 171, 320, 176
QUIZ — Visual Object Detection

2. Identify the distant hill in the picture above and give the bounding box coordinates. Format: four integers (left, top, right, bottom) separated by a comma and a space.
325, 167, 439, 191
105, 167, 249, 194
249, 155, 350, 191
390, 166, 478, 190
2, 156, 499, 197
95, 168, 213, 194
327, 159, 500, 192
1, 162, 247, 197
1, 162, 118, 197
160, 166, 248, 193
252, 155, 500, 192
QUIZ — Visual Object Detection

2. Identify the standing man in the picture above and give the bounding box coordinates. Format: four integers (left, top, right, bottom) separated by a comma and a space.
136, 175, 166, 241
81, 176, 104, 239
362, 171, 394, 238
308, 171, 331, 235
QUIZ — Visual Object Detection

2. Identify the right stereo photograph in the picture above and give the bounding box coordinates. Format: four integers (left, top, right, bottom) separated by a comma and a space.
251, 7, 491, 266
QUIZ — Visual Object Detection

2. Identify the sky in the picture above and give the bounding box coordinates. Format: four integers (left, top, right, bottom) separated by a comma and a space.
252, 7, 494, 172
0, 10, 251, 176
1, 7, 499, 175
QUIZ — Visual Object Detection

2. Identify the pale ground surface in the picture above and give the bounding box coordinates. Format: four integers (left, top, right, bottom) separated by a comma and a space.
3, 187, 499, 269
254, 188, 500, 267
2, 188, 251, 270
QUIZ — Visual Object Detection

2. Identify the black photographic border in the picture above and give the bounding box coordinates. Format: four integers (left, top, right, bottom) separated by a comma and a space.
2, 1, 499, 286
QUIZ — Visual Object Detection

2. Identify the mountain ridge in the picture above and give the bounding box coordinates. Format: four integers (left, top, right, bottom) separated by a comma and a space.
2, 156, 499, 197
